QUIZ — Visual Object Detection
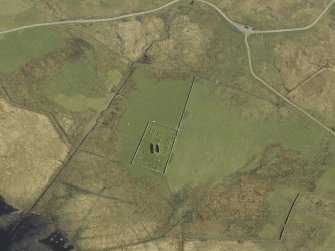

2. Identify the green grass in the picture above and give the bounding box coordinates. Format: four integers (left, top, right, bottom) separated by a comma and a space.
51, 0, 171, 19
46, 50, 124, 112
133, 121, 177, 173
0, 0, 31, 15
248, 7, 333, 87
282, 193, 335, 250
0, 27, 64, 74
258, 185, 299, 239
206, 0, 331, 30
0, 1, 46, 31
53, 94, 112, 112
166, 79, 328, 191
187, 4, 249, 83
13, 7, 43, 25
115, 64, 192, 171
315, 140, 335, 195
47, 59, 101, 97
0, 26, 128, 145
254, 242, 285, 251
248, 31, 310, 75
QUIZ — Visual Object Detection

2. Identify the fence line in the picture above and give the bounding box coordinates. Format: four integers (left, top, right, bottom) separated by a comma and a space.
130, 121, 151, 164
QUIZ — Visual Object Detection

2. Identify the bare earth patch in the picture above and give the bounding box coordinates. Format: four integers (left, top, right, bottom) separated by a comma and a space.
184, 240, 282, 251
0, 98, 69, 210
289, 70, 335, 126
85, 16, 165, 61
148, 15, 205, 74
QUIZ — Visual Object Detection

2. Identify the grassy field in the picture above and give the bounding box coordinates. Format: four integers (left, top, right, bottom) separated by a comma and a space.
115, 64, 192, 172
0, 0, 38, 16
0, 25, 130, 145
34, 151, 174, 249
0, 27, 64, 74
46, 51, 121, 113
184, 240, 285, 251
47, 59, 101, 97
1, 0, 331, 31
112, 3, 334, 241
161, 77, 332, 241
0, 0, 49, 31
248, 8, 335, 131
133, 121, 177, 173
1, 0, 335, 249
282, 193, 335, 250
0, 0, 173, 31
248, 8, 334, 87
147, 1, 249, 82
32, 63, 189, 246
166, 79, 328, 191
206, 0, 331, 30
259, 185, 299, 239
315, 139, 335, 194
47, 0, 172, 19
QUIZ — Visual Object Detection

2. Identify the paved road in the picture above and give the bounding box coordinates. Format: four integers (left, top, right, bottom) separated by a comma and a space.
196, 0, 335, 135
1, 0, 333, 36
253, 0, 335, 34
241, 0, 335, 136
244, 35, 335, 136
195, 0, 245, 32
197, 0, 335, 35
0, 0, 182, 35
0, 0, 334, 135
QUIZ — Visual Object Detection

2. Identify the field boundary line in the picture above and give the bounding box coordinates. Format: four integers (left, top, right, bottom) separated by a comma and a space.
162, 133, 178, 173
0, 0, 183, 35
279, 193, 300, 240
130, 121, 151, 164
0, 0, 333, 136
196, 76, 278, 105
197, 0, 335, 136
176, 75, 196, 132
0, 0, 333, 37
245, 34, 335, 136
132, 120, 177, 174
136, 162, 165, 176
164, 76, 196, 173
1, 86, 75, 149
151, 120, 178, 131
184, 236, 282, 242
287, 62, 329, 95
251, 0, 335, 34
7, 60, 135, 236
